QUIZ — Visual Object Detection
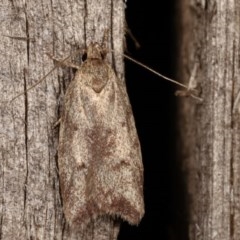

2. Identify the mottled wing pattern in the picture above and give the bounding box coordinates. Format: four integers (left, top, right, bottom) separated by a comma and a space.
58, 43, 144, 228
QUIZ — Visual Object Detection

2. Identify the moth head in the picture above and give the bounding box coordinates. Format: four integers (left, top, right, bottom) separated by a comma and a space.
85, 43, 107, 60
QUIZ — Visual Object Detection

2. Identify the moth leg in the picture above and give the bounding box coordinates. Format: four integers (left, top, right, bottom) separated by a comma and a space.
46, 53, 80, 70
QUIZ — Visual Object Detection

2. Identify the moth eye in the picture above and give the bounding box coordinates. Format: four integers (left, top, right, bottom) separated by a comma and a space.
82, 52, 87, 62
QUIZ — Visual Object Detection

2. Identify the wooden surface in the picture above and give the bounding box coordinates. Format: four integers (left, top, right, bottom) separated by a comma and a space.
177, 0, 240, 239
0, 0, 124, 239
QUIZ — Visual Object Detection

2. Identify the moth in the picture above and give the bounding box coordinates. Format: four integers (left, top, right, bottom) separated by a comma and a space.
57, 43, 144, 228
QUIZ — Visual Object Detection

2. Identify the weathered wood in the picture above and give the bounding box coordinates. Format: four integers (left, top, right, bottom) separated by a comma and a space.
0, 0, 124, 239
177, 0, 240, 239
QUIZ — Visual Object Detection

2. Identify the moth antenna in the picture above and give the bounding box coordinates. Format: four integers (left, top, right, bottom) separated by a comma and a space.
10, 51, 81, 102
123, 53, 203, 101
10, 64, 59, 102
124, 54, 187, 89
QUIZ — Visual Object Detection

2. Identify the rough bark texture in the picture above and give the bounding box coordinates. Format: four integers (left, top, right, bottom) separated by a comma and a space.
177, 0, 240, 239
0, 0, 124, 239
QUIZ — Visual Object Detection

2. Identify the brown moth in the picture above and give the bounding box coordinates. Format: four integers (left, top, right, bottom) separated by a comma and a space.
57, 43, 144, 228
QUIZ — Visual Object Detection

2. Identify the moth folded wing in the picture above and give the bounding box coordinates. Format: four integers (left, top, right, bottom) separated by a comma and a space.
84, 124, 144, 225
58, 77, 92, 228
83, 70, 144, 225
58, 58, 144, 228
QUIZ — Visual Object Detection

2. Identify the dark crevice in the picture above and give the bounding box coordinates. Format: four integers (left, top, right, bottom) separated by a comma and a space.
61, 220, 66, 240
25, 18, 30, 64
50, 0, 55, 53
110, 0, 116, 72
230, 38, 236, 238
0, 149, 4, 240
23, 4, 29, 213
23, 68, 29, 211
83, 0, 87, 47
0, 210, 2, 239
